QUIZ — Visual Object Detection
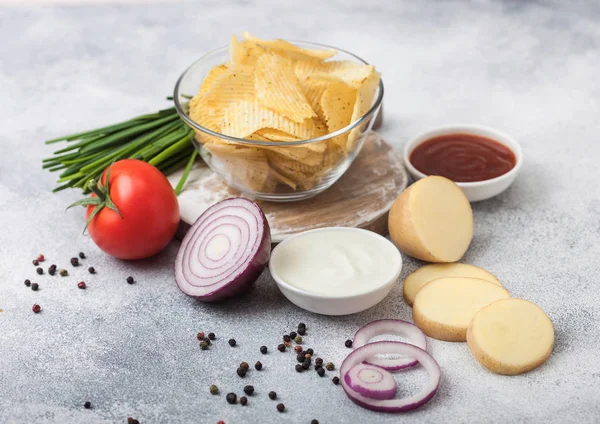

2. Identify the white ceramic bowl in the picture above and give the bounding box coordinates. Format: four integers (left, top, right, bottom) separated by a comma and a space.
403, 124, 523, 202
269, 227, 402, 316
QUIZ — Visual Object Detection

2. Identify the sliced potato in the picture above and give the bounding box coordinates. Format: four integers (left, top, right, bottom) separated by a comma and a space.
413, 277, 510, 342
403, 263, 502, 307
388, 176, 473, 262
467, 298, 554, 375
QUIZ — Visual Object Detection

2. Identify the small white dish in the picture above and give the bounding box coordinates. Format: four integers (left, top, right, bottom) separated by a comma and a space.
269, 227, 402, 316
403, 124, 523, 202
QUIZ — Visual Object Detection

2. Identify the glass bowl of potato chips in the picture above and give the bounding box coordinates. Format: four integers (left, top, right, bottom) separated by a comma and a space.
174, 33, 383, 202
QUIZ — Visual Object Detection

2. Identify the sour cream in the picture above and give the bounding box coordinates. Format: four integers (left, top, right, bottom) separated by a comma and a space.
270, 228, 402, 297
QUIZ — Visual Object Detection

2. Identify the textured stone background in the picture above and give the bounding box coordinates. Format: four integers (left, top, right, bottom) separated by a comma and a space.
1, 1, 599, 423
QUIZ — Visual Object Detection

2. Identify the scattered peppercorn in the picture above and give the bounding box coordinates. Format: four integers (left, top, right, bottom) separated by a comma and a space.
236, 367, 247, 377
302, 361, 310, 370
305, 353, 312, 360
210, 384, 219, 395
326, 362, 335, 371
126, 276, 134, 284
37, 254, 45, 262
243, 385, 254, 396
200, 341, 209, 350
217, 421, 225, 424
317, 367, 325, 377
71, 257, 79, 267
297, 326, 306, 336
312, 420, 319, 424
32, 259, 39, 266
226, 393, 237, 404
283, 334, 291, 342
208, 332, 216, 340
315, 365, 323, 372
276, 403, 285, 412
315, 358, 323, 367
24, 279, 31, 287
255, 361, 263, 371
240, 362, 249, 370
77, 281, 86, 290
228, 338, 236, 347
32, 304, 41, 313
306, 348, 314, 355
294, 345, 303, 354
239, 396, 248, 406
31, 283, 39, 291
36, 267, 43, 275
203, 337, 211, 346
345, 339, 353, 348
297, 353, 305, 363
332, 376, 340, 385
268, 391, 277, 400
88, 267, 95, 274
277, 343, 286, 352
79, 252, 86, 259
295, 364, 304, 372
48, 265, 57, 275
197, 332, 205, 341
127, 418, 140, 424
59, 269, 68, 277
284, 340, 291, 347
84, 401, 91, 409
260, 345, 268, 354
290, 331, 297, 339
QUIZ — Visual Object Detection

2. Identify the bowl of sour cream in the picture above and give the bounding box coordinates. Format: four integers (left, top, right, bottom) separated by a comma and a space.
269, 227, 402, 315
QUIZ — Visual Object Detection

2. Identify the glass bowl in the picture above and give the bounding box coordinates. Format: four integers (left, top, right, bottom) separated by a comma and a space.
174, 41, 384, 202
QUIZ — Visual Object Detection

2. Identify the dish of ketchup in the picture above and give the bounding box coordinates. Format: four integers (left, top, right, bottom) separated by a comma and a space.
409, 134, 516, 183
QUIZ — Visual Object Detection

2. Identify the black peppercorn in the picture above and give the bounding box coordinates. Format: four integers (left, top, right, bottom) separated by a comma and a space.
268, 391, 277, 400
236, 367, 247, 377
302, 360, 310, 370
255, 361, 263, 370
312, 420, 319, 424
277, 343, 286, 352
332, 376, 340, 385
315, 357, 323, 367
290, 331, 297, 339
36, 267, 43, 275
226, 393, 237, 404
88, 267, 95, 274
48, 265, 57, 275
32, 259, 39, 266
79, 252, 86, 259
84, 401, 91, 409
239, 396, 248, 406
71, 257, 79, 267
126, 276, 134, 284
345, 339, 353, 348
128, 418, 140, 424
240, 362, 249, 370
317, 367, 325, 377
297, 326, 306, 336
326, 362, 335, 371
243, 385, 254, 396
228, 338, 236, 347
260, 345, 268, 354
283, 334, 291, 342
203, 337, 211, 346
24, 279, 31, 287
295, 364, 304, 372
208, 332, 216, 340
297, 353, 305, 363
200, 341, 209, 350
31, 283, 39, 291
298, 322, 306, 329
306, 348, 314, 355
276, 403, 285, 412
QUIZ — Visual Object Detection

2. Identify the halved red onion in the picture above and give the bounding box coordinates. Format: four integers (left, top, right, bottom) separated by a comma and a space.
341, 341, 440, 412
174, 198, 271, 302
344, 363, 397, 400
353, 319, 427, 370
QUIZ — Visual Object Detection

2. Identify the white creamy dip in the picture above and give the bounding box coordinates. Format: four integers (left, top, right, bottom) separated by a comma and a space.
269, 228, 402, 296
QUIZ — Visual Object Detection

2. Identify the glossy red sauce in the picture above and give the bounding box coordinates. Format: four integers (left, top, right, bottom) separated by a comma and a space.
409, 134, 516, 182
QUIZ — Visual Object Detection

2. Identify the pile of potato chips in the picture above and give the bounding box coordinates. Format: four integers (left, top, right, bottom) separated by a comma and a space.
188, 33, 381, 194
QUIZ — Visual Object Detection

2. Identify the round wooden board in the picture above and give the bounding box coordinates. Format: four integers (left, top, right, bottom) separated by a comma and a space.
169, 133, 408, 243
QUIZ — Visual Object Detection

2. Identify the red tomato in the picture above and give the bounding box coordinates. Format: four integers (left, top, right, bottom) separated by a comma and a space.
86, 159, 180, 260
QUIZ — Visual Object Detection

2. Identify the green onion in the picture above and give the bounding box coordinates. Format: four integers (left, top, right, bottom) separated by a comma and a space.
43, 99, 198, 194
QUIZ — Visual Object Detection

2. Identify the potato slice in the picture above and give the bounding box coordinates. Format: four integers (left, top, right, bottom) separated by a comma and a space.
403, 263, 502, 307
413, 277, 510, 342
467, 298, 554, 375
388, 176, 473, 262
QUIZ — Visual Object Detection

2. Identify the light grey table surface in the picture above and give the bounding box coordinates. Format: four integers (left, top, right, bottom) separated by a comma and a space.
1, 1, 600, 423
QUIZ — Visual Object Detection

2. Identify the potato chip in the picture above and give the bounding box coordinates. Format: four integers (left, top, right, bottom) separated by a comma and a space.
204, 142, 270, 191
254, 52, 316, 123
293, 59, 374, 89
196, 64, 229, 98
320, 80, 356, 147
268, 167, 297, 190
242, 32, 336, 60
346, 70, 381, 149
299, 76, 330, 120
256, 128, 300, 142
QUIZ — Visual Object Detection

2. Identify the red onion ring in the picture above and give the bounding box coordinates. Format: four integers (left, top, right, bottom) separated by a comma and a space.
174, 198, 271, 302
341, 341, 440, 412
353, 319, 427, 370
345, 363, 397, 400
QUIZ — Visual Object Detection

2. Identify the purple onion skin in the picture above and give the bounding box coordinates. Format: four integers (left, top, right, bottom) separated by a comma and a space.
174, 199, 272, 302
